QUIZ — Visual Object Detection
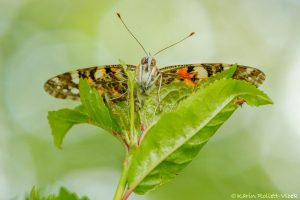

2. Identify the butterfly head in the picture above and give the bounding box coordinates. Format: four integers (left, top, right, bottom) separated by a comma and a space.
137, 55, 160, 94
141, 56, 156, 68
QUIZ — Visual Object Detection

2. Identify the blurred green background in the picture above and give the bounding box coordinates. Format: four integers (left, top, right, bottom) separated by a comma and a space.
1, 0, 300, 199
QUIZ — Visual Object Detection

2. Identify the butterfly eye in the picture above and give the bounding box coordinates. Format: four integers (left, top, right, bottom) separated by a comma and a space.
151, 59, 156, 66
141, 57, 147, 64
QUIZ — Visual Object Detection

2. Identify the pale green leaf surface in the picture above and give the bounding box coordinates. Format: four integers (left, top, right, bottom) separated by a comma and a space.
110, 102, 128, 132
139, 82, 193, 129
128, 79, 272, 194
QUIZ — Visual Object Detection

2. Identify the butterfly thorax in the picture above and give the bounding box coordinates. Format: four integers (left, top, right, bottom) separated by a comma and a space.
136, 56, 160, 94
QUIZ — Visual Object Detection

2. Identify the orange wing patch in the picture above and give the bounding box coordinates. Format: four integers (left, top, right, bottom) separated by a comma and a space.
178, 68, 194, 79
177, 68, 197, 87
184, 78, 196, 87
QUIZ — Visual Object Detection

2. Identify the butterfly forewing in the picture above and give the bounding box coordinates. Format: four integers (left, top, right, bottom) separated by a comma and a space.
44, 64, 136, 101
160, 63, 265, 87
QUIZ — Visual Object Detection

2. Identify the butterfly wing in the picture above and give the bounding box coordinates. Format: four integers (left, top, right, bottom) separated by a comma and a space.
159, 63, 265, 87
44, 64, 136, 101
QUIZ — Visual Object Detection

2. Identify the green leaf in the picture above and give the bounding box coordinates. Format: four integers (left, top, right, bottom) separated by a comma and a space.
26, 186, 90, 200
110, 102, 130, 132
26, 186, 41, 200
48, 106, 90, 148
57, 187, 89, 200
48, 79, 123, 148
127, 79, 273, 194
79, 78, 112, 132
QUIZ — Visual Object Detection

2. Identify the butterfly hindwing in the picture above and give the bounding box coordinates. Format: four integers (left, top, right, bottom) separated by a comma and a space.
44, 65, 136, 101
160, 63, 265, 87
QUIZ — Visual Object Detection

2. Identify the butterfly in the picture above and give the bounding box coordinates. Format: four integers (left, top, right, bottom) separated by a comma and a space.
44, 61, 265, 101
44, 14, 265, 102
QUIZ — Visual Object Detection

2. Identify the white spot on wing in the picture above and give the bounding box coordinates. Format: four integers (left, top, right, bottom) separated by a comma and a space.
71, 72, 79, 84
94, 69, 104, 79
52, 77, 59, 83
194, 67, 208, 79
246, 67, 254, 74
222, 64, 231, 70
71, 88, 79, 94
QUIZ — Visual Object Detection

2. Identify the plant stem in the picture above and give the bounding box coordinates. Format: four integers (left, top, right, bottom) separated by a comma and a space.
129, 75, 136, 145
113, 156, 130, 200
113, 62, 136, 200
122, 188, 133, 200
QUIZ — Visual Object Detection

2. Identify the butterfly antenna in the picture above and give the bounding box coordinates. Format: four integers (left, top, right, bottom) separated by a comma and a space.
153, 32, 195, 56
117, 13, 148, 55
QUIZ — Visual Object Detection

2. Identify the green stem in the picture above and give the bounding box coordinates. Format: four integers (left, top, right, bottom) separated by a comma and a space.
125, 68, 137, 146
113, 62, 136, 200
129, 77, 136, 145
113, 156, 130, 200
122, 188, 133, 200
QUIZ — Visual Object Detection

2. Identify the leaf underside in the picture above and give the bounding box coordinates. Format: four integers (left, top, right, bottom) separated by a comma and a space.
48, 79, 117, 148
48, 106, 89, 148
